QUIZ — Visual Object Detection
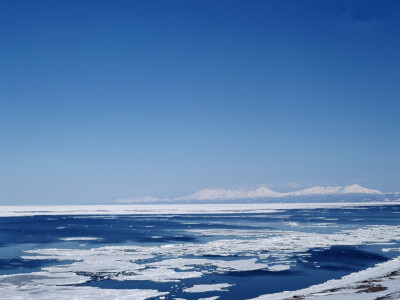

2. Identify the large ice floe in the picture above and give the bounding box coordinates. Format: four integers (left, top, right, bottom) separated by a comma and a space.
0, 285, 168, 300
183, 283, 234, 293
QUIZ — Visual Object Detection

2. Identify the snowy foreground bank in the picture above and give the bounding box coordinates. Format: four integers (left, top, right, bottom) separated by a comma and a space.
252, 256, 400, 299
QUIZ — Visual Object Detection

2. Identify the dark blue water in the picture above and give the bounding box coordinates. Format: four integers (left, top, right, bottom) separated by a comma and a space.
1, 204, 400, 299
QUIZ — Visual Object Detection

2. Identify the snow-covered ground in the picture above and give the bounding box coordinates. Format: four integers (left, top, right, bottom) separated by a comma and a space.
251, 256, 400, 300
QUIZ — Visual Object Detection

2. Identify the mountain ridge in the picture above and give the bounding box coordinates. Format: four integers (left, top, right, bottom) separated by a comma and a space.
175, 184, 383, 201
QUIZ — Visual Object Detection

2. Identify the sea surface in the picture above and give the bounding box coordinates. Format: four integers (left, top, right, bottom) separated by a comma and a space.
1, 203, 400, 299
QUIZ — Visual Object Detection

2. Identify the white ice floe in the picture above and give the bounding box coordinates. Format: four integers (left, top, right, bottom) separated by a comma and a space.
381, 247, 400, 252
183, 283, 234, 293
59, 237, 101, 241
284, 222, 300, 227
149, 258, 268, 273
267, 264, 291, 272
305, 223, 338, 228
215, 258, 268, 272
0, 286, 168, 300
114, 267, 203, 282
0, 264, 165, 299
0, 271, 89, 287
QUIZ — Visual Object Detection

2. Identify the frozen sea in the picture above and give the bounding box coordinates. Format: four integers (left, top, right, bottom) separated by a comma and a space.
1, 203, 400, 299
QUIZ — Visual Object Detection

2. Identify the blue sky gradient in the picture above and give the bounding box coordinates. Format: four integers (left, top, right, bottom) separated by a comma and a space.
1, 0, 400, 204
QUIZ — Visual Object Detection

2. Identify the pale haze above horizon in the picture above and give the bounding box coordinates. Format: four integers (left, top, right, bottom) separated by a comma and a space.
1, 0, 400, 205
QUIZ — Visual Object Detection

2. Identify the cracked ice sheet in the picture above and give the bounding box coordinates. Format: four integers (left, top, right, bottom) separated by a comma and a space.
21, 225, 400, 264
2, 225, 400, 299
0, 272, 90, 287
0, 272, 168, 300
183, 283, 234, 293
0, 286, 168, 300
148, 258, 269, 272
114, 267, 204, 282
12, 225, 400, 285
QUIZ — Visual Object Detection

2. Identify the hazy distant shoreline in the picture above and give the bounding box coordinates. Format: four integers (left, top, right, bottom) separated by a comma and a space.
1, 202, 400, 217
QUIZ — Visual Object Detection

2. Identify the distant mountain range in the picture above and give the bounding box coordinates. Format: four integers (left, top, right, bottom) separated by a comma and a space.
114, 184, 399, 204
175, 184, 384, 201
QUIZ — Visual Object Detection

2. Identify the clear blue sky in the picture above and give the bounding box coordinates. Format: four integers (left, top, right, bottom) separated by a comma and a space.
1, 0, 399, 204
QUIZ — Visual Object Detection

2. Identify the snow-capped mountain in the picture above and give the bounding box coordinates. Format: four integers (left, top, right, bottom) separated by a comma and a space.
176, 184, 383, 201
340, 184, 383, 194
286, 184, 383, 197
175, 187, 281, 201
